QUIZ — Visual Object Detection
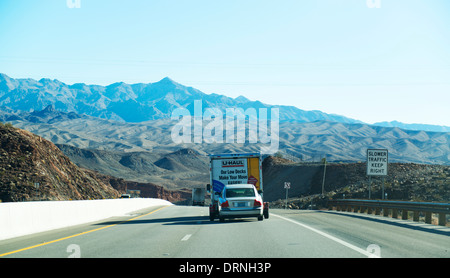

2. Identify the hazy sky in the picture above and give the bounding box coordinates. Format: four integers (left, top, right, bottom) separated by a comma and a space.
1, 0, 449, 126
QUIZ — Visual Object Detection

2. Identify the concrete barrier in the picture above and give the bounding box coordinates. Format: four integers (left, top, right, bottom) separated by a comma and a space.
0, 198, 172, 241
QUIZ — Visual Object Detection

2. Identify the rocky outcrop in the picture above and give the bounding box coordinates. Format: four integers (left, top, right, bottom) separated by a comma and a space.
94, 173, 191, 204
0, 123, 192, 203
0, 123, 121, 202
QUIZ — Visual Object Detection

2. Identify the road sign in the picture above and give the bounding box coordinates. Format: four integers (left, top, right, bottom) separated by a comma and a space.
367, 149, 388, 176
248, 176, 258, 186
284, 182, 290, 209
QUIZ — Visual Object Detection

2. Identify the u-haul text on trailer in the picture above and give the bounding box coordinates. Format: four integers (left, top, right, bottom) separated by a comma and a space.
211, 156, 261, 192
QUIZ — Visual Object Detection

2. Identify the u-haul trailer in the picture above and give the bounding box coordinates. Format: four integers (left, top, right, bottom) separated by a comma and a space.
206, 153, 269, 221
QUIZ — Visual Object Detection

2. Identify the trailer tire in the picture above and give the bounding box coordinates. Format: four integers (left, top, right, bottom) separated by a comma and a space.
263, 202, 269, 219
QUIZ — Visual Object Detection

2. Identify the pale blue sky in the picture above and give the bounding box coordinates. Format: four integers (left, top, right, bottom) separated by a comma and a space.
1, 0, 449, 126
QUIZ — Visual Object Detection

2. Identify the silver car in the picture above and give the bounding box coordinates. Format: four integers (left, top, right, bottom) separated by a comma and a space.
218, 184, 264, 222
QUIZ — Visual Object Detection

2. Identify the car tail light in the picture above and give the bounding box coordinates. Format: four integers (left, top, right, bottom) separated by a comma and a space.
221, 201, 229, 208
253, 200, 262, 207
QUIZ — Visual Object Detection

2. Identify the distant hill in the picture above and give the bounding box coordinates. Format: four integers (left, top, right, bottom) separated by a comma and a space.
56, 144, 210, 190
373, 121, 450, 133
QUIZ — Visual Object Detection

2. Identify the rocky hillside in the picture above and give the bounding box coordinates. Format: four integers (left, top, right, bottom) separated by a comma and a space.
0, 123, 188, 203
94, 174, 191, 204
0, 123, 120, 202
263, 156, 450, 209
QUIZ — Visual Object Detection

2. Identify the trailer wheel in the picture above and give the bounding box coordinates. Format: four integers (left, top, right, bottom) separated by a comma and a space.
264, 202, 269, 219
209, 204, 218, 221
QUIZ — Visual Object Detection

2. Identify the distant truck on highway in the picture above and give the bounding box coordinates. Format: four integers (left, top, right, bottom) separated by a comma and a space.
192, 187, 206, 206
207, 153, 269, 221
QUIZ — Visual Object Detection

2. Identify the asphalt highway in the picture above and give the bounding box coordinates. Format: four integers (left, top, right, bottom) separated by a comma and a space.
1, 205, 449, 258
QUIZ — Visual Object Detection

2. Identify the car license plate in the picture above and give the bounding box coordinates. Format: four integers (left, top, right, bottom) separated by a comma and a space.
234, 202, 247, 207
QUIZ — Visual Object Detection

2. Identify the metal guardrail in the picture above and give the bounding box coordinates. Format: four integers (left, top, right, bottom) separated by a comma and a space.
328, 199, 450, 226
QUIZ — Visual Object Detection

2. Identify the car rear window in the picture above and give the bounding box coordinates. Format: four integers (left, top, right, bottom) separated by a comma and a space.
225, 188, 255, 198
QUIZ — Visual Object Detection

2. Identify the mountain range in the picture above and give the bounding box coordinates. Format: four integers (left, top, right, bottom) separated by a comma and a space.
0, 73, 363, 124
0, 72, 449, 200
0, 72, 449, 164
1, 73, 448, 204
3, 72, 450, 133
4, 72, 450, 133
0, 105, 448, 166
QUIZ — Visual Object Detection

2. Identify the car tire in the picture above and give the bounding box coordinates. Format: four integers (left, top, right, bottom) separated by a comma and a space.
258, 215, 263, 221
219, 217, 225, 222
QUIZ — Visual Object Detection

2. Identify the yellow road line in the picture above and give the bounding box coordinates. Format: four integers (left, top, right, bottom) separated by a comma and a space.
0, 205, 169, 257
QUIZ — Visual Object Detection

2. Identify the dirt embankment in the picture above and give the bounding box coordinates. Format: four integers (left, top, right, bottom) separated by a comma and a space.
262, 156, 450, 209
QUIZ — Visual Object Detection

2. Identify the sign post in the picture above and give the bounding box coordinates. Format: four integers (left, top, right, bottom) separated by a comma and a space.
321, 157, 327, 196
366, 149, 388, 199
284, 182, 290, 209
34, 182, 40, 201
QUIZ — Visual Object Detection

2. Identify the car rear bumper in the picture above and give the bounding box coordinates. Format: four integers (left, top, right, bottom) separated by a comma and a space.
219, 207, 263, 218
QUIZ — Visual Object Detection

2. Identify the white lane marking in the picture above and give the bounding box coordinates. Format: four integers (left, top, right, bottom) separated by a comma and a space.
181, 234, 192, 241
271, 213, 381, 258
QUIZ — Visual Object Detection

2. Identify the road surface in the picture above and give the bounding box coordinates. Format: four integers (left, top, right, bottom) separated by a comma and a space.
0, 205, 449, 258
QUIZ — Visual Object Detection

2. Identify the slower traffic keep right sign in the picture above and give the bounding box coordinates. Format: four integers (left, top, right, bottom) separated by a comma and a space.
367, 149, 388, 176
